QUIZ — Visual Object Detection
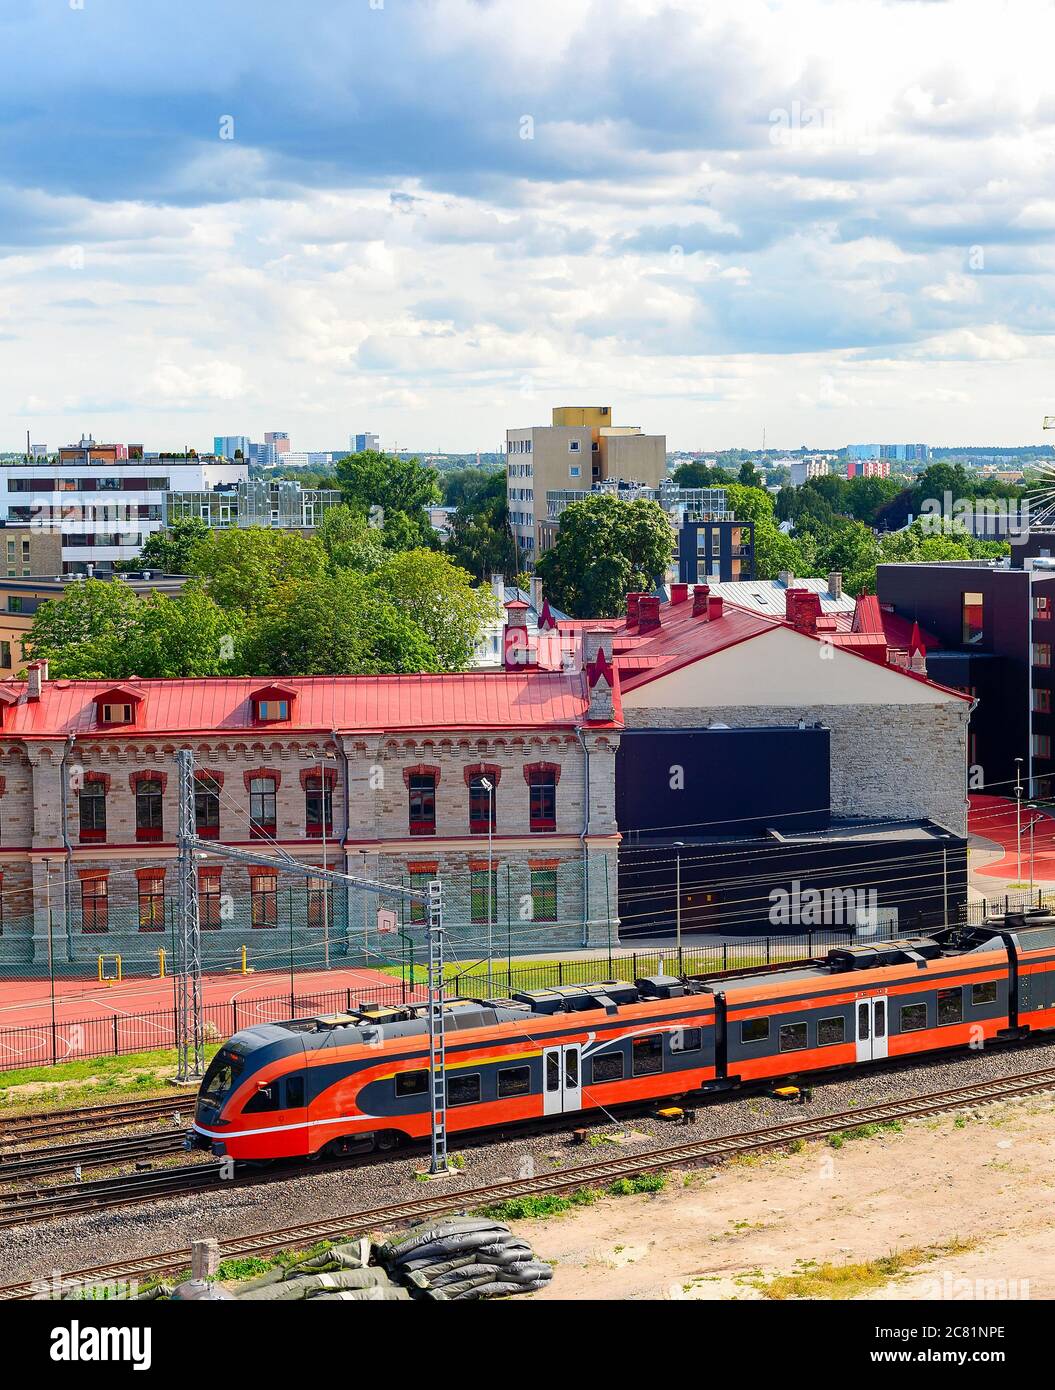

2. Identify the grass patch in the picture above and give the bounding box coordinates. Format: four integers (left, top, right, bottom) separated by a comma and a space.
0, 1044, 221, 1110
827, 1121, 902, 1149
607, 1173, 666, 1196
760, 1238, 979, 1300
481, 1188, 599, 1221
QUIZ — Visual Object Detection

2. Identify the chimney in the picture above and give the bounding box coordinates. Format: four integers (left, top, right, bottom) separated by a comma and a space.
625, 592, 643, 630
828, 571, 843, 600
502, 599, 533, 670
529, 576, 544, 614
490, 573, 505, 604
778, 570, 794, 589
692, 584, 711, 618
26, 659, 48, 702
583, 630, 615, 721
670, 582, 689, 605
787, 590, 821, 634
909, 622, 928, 677
637, 595, 662, 633
708, 595, 724, 620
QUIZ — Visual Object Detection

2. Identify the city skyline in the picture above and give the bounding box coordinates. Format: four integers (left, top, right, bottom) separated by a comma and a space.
3, 0, 1054, 452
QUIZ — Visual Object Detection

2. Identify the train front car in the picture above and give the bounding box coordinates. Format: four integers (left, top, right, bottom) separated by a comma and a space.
192, 1023, 309, 1160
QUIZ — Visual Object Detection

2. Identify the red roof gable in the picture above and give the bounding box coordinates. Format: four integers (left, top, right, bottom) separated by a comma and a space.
0, 671, 617, 738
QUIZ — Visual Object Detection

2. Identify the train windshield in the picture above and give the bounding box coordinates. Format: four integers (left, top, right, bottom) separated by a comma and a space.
200, 1048, 245, 1104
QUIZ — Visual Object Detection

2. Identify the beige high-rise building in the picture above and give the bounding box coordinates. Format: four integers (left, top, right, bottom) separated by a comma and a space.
506, 405, 666, 564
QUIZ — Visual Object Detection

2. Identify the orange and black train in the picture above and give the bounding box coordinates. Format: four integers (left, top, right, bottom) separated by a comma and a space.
192, 910, 1055, 1162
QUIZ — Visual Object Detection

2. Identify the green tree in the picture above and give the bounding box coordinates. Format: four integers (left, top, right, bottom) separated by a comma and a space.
334, 449, 440, 549
722, 484, 806, 580
318, 505, 386, 573
25, 579, 144, 678
187, 527, 328, 614
119, 516, 211, 573
535, 495, 676, 617
128, 584, 243, 677
375, 549, 500, 669
444, 470, 518, 580
245, 570, 439, 676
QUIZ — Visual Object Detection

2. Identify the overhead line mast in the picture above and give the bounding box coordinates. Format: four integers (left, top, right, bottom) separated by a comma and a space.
173, 749, 452, 1174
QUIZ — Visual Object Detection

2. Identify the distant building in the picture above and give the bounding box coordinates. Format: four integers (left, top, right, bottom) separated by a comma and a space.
847, 459, 891, 479
0, 523, 63, 580
28, 444, 48, 459
508, 405, 666, 562
352, 432, 380, 453
0, 444, 245, 575
789, 459, 831, 486
213, 435, 250, 460
265, 432, 290, 455
165, 477, 341, 532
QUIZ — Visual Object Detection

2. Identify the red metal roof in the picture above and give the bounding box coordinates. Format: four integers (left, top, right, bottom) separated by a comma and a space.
0, 671, 614, 739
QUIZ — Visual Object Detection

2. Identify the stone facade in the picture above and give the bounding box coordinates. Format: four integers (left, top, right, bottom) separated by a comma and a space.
0, 726, 620, 969
622, 702, 970, 835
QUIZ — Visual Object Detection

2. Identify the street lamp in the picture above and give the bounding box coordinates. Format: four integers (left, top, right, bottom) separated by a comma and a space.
308, 751, 337, 970
480, 777, 494, 994
1016, 758, 1024, 887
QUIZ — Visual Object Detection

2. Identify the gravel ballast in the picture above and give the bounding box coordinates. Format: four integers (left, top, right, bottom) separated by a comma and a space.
4, 1034, 1055, 1286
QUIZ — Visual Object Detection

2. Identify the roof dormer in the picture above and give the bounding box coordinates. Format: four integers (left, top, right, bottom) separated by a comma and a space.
93, 685, 145, 728
250, 683, 297, 724
0, 686, 18, 728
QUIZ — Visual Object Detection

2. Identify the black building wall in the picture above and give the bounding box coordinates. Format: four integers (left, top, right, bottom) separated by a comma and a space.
616, 727, 830, 839
619, 832, 968, 939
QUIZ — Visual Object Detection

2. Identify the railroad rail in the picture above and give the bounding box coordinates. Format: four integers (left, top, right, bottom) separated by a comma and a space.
0, 1129, 190, 1184
4, 1061, 1055, 1299
0, 1095, 189, 1148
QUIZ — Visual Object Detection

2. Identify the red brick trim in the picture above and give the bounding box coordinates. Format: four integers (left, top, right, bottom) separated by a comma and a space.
529, 858, 561, 870
198, 866, 222, 882
77, 868, 109, 881
469, 858, 498, 872
0, 776, 6, 797
195, 768, 225, 788
244, 767, 281, 791
247, 865, 278, 880
523, 761, 561, 785
135, 867, 165, 883
407, 861, 438, 874
464, 762, 501, 787
300, 766, 337, 789
403, 763, 440, 788
83, 771, 111, 793
129, 769, 167, 792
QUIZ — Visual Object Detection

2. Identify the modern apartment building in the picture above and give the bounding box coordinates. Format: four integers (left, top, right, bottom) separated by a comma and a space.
846, 459, 892, 479
213, 435, 251, 460
265, 431, 290, 455
507, 405, 666, 562
352, 432, 380, 452
165, 478, 342, 532
789, 458, 832, 486
0, 523, 62, 580
0, 442, 246, 574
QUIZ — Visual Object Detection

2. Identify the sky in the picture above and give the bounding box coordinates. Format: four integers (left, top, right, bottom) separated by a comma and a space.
2, 0, 1055, 453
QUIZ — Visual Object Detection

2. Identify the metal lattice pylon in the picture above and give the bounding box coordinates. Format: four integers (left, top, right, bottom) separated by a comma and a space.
175, 748, 205, 1082
426, 878, 448, 1173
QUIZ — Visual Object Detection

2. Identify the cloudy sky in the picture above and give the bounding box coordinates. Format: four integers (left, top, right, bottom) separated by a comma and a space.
2, 0, 1054, 452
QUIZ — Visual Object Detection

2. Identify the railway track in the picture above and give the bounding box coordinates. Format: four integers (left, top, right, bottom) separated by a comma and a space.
0, 1095, 189, 1148
4, 1060, 1055, 1299
0, 1129, 190, 1184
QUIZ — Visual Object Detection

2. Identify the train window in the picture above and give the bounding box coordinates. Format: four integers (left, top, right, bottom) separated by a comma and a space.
778, 1022, 807, 1053
285, 1073, 305, 1108
243, 1082, 281, 1114
447, 1074, 481, 1107
900, 1003, 927, 1032
591, 1052, 624, 1083
817, 1016, 845, 1047
545, 1052, 560, 1092
857, 1002, 869, 1041
972, 981, 998, 1006
937, 988, 963, 1025
671, 1028, 703, 1053
395, 1070, 428, 1098
874, 1000, 886, 1038
741, 1018, 769, 1044
632, 1036, 663, 1076
565, 1050, 579, 1089
498, 1066, 531, 1098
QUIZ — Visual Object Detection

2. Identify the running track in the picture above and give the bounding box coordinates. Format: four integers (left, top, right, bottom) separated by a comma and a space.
969, 794, 1055, 884
0, 965, 422, 1069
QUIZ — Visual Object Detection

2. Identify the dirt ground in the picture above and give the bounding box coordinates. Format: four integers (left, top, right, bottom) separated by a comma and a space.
514, 1094, 1055, 1300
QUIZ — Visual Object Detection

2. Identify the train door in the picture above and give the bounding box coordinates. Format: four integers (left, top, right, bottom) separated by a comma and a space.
855, 996, 889, 1062
542, 1044, 583, 1115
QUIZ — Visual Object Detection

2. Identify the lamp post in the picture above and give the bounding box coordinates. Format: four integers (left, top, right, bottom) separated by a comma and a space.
1016, 758, 1024, 886
308, 751, 337, 971
480, 777, 494, 995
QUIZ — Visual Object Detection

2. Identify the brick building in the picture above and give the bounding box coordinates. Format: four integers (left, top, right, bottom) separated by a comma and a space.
0, 663, 620, 969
